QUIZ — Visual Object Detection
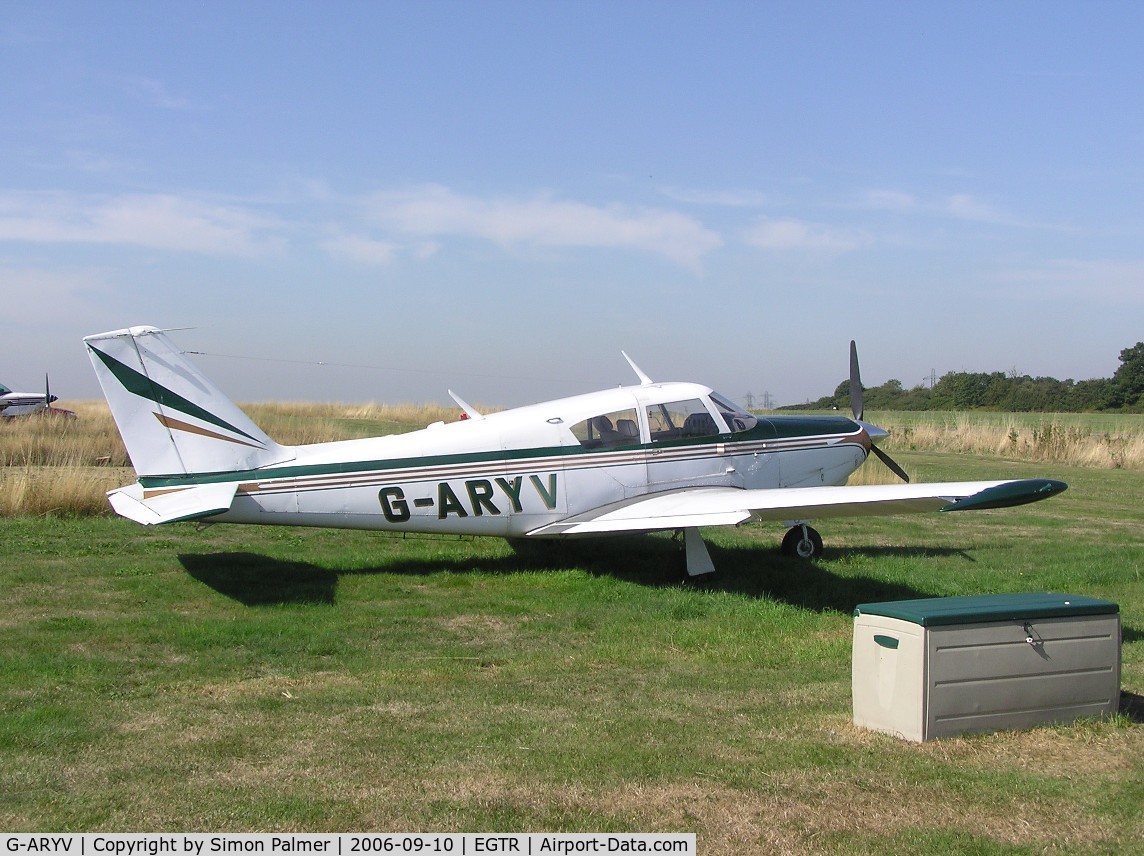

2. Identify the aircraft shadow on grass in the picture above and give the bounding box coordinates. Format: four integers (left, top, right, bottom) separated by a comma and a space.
180, 552, 340, 607
178, 535, 970, 613
179, 539, 1142, 655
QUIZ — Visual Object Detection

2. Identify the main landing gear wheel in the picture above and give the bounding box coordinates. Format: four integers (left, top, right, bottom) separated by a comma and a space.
781, 525, 823, 560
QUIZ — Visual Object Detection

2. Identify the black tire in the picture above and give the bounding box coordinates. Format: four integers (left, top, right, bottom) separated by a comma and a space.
781, 525, 823, 559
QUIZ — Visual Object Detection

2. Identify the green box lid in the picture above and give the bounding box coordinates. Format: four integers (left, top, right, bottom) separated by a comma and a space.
853, 592, 1118, 627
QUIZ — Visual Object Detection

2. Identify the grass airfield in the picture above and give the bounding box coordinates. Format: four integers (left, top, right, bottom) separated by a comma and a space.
2, 450, 1141, 854
2, 402, 1142, 853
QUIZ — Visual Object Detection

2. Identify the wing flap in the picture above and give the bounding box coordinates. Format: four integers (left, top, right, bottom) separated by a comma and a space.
108, 481, 238, 525
529, 488, 752, 535
527, 479, 1066, 536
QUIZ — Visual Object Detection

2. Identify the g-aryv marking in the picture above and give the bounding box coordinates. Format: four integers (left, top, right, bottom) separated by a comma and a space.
379, 473, 560, 522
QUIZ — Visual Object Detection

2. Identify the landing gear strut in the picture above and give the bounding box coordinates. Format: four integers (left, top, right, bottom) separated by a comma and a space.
781, 524, 823, 560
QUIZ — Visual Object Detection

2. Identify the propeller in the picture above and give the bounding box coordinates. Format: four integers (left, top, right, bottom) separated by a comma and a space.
849, 340, 863, 421
849, 340, 910, 483
45, 373, 57, 406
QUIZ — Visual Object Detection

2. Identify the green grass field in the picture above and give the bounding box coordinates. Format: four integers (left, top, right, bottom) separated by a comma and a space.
2, 451, 1142, 853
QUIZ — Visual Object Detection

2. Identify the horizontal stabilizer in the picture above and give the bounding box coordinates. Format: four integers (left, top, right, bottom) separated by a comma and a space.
107, 481, 238, 525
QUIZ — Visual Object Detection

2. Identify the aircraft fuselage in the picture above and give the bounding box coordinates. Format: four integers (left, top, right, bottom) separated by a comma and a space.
136, 382, 869, 538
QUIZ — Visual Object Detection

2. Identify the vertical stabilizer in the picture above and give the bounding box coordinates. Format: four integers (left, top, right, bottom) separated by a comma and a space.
85, 326, 293, 477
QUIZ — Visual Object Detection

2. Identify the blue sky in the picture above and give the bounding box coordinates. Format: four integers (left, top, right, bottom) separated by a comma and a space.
3, 1, 1142, 408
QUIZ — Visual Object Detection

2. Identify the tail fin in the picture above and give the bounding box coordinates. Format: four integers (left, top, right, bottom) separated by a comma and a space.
85, 326, 293, 477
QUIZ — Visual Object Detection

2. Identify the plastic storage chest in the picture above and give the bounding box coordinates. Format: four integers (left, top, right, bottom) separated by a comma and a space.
852, 592, 1120, 742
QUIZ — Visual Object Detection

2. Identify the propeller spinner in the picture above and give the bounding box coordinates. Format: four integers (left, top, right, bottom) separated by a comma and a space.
849, 340, 910, 483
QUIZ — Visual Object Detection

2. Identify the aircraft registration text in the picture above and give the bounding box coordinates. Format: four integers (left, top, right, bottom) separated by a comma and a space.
378, 474, 559, 522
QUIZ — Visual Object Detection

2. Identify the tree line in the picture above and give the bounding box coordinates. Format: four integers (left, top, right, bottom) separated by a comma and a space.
785, 342, 1144, 413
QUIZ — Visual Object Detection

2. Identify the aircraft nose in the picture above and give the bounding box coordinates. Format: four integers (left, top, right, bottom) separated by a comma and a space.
857, 419, 889, 443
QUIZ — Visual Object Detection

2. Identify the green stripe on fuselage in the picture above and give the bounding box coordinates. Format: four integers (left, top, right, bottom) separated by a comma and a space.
138, 443, 592, 487
136, 416, 862, 488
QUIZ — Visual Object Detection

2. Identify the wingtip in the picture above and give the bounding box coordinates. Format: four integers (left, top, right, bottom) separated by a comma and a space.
941, 478, 1068, 513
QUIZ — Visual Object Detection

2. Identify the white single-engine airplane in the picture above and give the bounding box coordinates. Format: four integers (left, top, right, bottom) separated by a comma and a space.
0, 376, 69, 418
85, 326, 1067, 577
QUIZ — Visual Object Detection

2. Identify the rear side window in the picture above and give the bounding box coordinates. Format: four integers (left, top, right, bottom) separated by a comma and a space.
570, 408, 640, 448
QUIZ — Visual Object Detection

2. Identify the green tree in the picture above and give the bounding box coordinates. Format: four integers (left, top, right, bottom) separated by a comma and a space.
1110, 342, 1144, 410
780, 341, 1139, 412
931, 372, 1004, 409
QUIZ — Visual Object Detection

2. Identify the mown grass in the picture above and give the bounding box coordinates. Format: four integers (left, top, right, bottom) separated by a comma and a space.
1, 449, 1141, 852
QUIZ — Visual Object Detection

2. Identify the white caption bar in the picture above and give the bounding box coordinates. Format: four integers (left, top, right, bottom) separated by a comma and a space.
2, 834, 696, 856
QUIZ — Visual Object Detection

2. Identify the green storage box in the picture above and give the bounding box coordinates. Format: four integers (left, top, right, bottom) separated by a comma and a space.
852, 593, 1120, 742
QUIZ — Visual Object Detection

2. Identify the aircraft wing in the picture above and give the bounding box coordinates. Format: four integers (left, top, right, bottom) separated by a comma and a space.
528, 479, 1067, 536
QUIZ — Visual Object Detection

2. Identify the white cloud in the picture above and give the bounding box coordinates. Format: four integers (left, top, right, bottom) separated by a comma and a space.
658, 186, 768, 207
864, 188, 1031, 227
321, 233, 401, 266
865, 189, 917, 211
128, 77, 207, 112
944, 193, 1008, 223
364, 185, 722, 271
991, 258, 1144, 304
0, 191, 281, 256
742, 218, 869, 253
0, 265, 105, 320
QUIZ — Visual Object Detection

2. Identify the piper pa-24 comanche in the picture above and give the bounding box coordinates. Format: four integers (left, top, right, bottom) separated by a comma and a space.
86, 326, 1067, 578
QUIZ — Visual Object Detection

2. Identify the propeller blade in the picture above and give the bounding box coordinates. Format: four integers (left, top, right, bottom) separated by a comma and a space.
849, 340, 863, 421
871, 443, 911, 483
851, 342, 909, 482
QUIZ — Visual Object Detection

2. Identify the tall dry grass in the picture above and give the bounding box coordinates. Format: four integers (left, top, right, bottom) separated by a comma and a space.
0, 465, 138, 516
244, 400, 467, 444
3, 403, 1140, 515
847, 412, 1144, 485
0, 400, 470, 516
0, 401, 133, 516
0, 401, 130, 467
880, 414, 1144, 469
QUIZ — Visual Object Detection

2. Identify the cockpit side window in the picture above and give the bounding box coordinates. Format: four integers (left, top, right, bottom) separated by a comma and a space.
710, 392, 758, 434
570, 408, 640, 449
646, 398, 720, 441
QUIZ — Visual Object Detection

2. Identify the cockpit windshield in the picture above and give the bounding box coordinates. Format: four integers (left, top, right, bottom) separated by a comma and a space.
710, 392, 758, 433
